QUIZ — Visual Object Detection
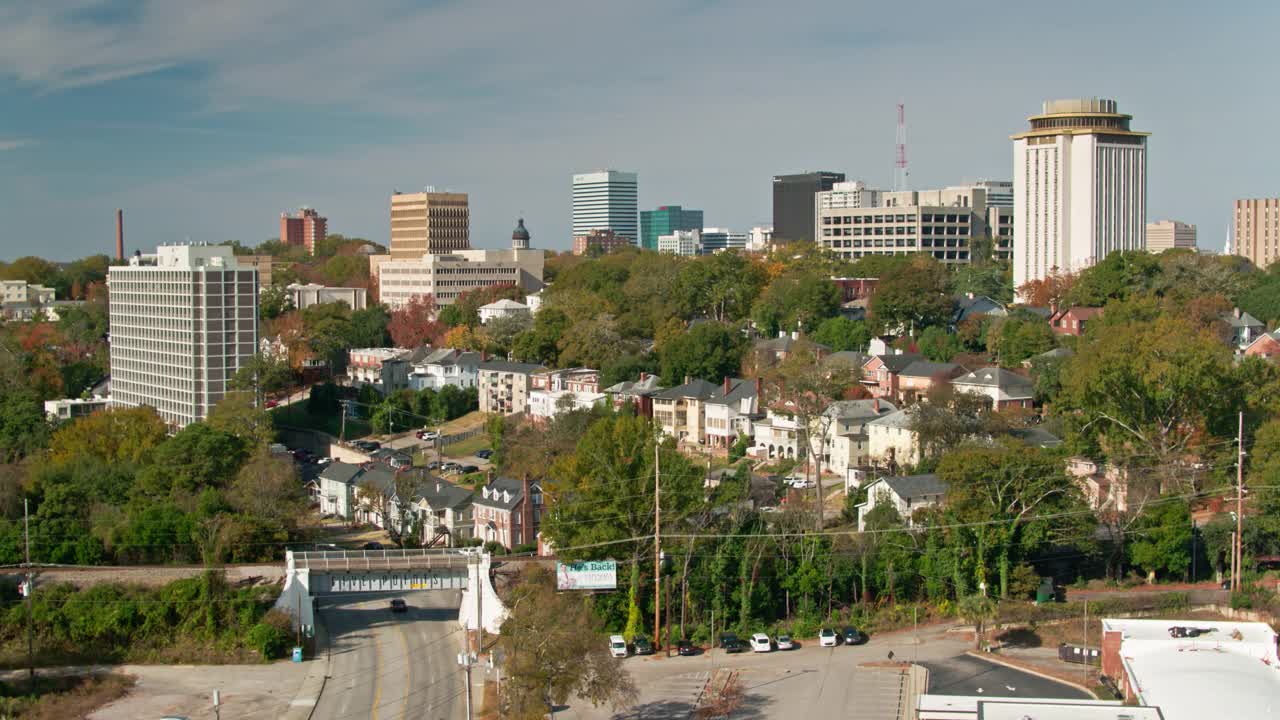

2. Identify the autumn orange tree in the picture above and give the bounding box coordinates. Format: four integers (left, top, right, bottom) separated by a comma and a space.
387, 294, 444, 347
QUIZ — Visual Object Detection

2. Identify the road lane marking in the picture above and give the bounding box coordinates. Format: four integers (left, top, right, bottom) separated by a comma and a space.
371, 606, 384, 720
398, 615, 412, 720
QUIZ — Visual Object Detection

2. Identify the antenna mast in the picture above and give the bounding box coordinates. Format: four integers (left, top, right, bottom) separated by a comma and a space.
894, 103, 909, 191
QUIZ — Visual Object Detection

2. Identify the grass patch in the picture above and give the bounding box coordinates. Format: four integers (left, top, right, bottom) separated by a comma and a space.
440, 410, 486, 434
271, 403, 371, 439
0, 672, 135, 720
443, 434, 489, 458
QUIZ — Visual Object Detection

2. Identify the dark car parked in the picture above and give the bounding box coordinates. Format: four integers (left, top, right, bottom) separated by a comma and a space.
632, 636, 654, 655
362, 541, 384, 550
458, 464, 480, 474
842, 627, 866, 645
723, 637, 747, 654
475, 449, 493, 459
718, 632, 739, 650
677, 638, 697, 656
389, 598, 407, 613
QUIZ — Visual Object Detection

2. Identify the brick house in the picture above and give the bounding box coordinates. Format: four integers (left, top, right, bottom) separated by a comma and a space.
478, 359, 548, 415
1049, 307, 1103, 336
603, 373, 664, 418
894, 360, 966, 404
1244, 330, 1280, 361
472, 476, 543, 549
860, 352, 923, 398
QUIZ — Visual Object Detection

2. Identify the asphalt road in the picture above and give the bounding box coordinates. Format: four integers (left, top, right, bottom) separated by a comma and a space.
920, 654, 1092, 699
314, 591, 467, 720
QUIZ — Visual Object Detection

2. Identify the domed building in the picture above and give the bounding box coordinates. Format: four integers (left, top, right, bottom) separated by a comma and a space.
511, 218, 531, 250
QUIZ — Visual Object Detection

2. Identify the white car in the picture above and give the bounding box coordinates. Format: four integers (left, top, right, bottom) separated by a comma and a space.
776, 634, 795, 650
818, 628, 837, 647
609, 634, 628, 658
749, 633, 772, 653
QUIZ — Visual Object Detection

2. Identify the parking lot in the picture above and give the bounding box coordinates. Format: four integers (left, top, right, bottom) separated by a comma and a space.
558, 629, 1089, 719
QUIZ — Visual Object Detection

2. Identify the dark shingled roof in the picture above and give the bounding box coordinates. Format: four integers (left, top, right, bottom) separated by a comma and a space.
878, 473, 947, 500
898, 360, 962, 378
474, 477, 538, 511
868, 353, 923, 373
479, 359, 547, 374
653, 378, 722, 401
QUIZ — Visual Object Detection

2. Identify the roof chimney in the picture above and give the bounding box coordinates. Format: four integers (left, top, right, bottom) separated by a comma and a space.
684, 375, 690, 385
480, 350, 488, 362
724, 376, 731, 394
521, 474, 534, 547
639, 372, 648, 382
1235, 307, 1242, 319
873, 398, 880, 412
115, 209, 124, 261
966, 292, 975, 300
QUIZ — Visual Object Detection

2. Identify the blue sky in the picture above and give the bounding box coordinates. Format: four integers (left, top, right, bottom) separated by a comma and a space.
0, 0, 1274, 261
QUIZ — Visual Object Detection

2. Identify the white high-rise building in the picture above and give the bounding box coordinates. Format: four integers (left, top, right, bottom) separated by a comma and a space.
699, 228, 747, 254
107, 244, 259, 428
747, 226, 773, 252
572, 170, 638, 244
657, 229, 701, 256
1012, 98, 1149, 293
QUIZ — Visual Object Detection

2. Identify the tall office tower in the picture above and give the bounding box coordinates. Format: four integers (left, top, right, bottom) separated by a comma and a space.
773, 171, 845, 242
107, 244, 259, 428
572, 170, 638, 244
1146, 220, 1198, 254
1012, 98, 1148, 292
640, 205, 703, 250
389, 190, 470, 259
280, 207, 327, 255
1233, 199, 1280, 268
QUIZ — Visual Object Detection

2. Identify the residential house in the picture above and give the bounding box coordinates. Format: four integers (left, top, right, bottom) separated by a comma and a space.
1221, 308, 1265, 349
1050, 307, 1104, 336
473, 476, 543, 549
1066, 457, 1130, 513
525, 290, 544, 315
856, 474, 948, 530
1244, 330, 1280, 362
951, 367, 1035, 410
0, 280, 56, 320
861, 352, 923, 398
652, 378, 722, 445
822, 399, 898, 474
478, 299, 530, 324
528, 368, 605, 421
866, 407, 921, 469
44, 397, 110, 421
895, 361, 966, 404
752, 409, 805, 460
408, 348, 481, 391
603, 373, 665, 418
752, 332, 830, 366
369, 447, 414, 470
317, 462, 363, 519
1022, 346, 1074, 369
348, 347, 411, 389
954, 293, 1007, 326
824, 351, 869, 373
703, 378, 761, 450
415, 479, 475, 547
478, 359, 548, 415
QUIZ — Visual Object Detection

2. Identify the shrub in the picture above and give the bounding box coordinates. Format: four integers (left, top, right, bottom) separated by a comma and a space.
246, 620, 291, 660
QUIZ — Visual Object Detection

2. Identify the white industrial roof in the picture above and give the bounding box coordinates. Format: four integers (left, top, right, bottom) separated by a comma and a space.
1102, 618, 1280, 720
918, 695, 1163, 720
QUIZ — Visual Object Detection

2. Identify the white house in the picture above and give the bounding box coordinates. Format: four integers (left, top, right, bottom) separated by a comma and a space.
527, 368, 605, 422
950, 367, 1035, 410
348, 347, 411, 387
865, 407, 921, 469
821, 399, 898, 474
416, 479, 475, 547
856, 474, 948, 530
317, 462, 364, 519
408, 348, 481, 391
753, 409, 805, 460
525, 290, 544, 315
478, 299, 530, 324
703, 378, 760, 450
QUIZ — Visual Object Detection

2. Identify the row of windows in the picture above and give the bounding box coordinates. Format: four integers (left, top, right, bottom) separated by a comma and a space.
824, 226, 973, 237
822, 213, 971, 225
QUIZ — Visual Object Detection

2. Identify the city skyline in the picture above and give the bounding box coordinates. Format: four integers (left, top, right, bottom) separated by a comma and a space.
1, 1, 1276, 261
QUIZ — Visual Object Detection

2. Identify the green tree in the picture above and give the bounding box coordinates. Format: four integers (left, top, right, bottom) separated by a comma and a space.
986, 311, 1056, 367
750, 272, 840, 335
511, 308, 569, 366
483, 313, 534, 356
673, 252, 767, 323
47, 406, 168, 466
205, 392, 276, 448
917, 325, 962, 362
0, 386, 50, 462
953, 264, 1013, 305
869, 255, 953, 334
1239, 265, 1280, 326
1128, 501, 1193, 582
1066, 250, 1161, 306
498, 565, 637, 719
810, 316, 871, 352
557, 313, 628, 369
658, 322, 746, 385
230, 352, 295, 399
349, 306, 392, 347
302, 303, 355, 373
134, 423, 249, 499
259, 285, 293, 321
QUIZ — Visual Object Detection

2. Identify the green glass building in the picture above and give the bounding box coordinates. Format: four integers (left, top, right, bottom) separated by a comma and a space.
640, 205, 703, 251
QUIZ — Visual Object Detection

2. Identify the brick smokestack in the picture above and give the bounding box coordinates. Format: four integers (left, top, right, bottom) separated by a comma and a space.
521, 475, 534, 546
115, 209, 124, 260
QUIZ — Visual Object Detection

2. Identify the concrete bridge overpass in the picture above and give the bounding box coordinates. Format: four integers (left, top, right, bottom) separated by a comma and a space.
277, 548, 506, 637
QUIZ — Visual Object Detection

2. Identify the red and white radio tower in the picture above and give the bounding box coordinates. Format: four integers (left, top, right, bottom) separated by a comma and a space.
894, 103, 909, 191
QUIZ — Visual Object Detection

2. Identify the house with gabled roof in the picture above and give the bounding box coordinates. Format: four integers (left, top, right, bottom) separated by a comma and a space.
895, 360, 967, 403
703, 377, 761, 451
866, 407, 920, 469
1244, 330, 1280, 362
856, 473, 948, 530
604, 373, 665, 418
408, 348, 482, 391
861, 352, 923, 398
415, 479, 475, 547
821, 398, 898, 473
652, 378, 722, 444
1050, 307, 1104, 336
951, 367, 1035, 410
954, 293, 1007, 326
472, 476, 543, 549
1221, 307, 1265, 348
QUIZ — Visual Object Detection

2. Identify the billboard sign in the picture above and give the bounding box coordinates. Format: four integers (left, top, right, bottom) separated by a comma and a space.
556, 560, 617, 591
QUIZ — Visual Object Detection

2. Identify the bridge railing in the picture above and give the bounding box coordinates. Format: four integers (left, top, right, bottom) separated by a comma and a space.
292, 548, 473, 572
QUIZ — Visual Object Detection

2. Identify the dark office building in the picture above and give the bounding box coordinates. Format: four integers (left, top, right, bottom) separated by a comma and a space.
772, 171, 845, 242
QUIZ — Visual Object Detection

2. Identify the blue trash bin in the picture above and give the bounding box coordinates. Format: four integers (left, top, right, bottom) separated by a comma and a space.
292, 646, 303, 663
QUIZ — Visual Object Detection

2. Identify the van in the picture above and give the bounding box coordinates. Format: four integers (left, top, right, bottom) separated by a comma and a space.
609, 635, 628, 658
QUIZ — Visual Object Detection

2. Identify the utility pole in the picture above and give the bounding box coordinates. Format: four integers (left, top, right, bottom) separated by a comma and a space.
1083, 600, 1089, 687
476, 552, 484, 654
339, 401, 347, 441
1235, 411, 1245, 592
665, 572, 672, 657
458, 652, 475, 720
23, 498, 34, 692
653, 444, 661, 652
